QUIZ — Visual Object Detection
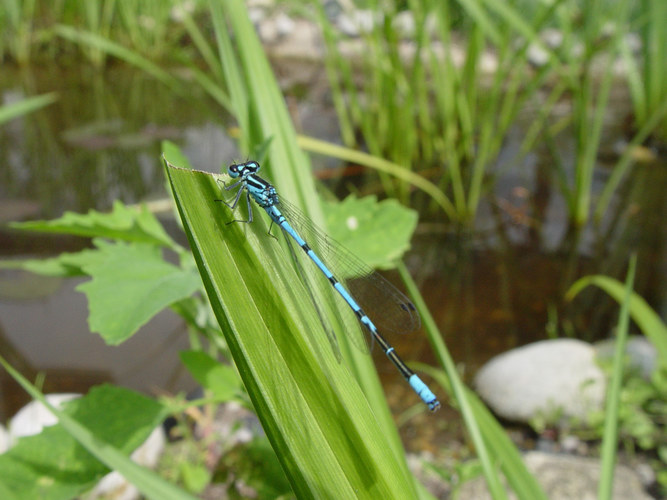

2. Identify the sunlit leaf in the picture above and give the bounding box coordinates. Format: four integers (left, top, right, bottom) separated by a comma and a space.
11, 201, 177, 249
76, 240, 201, 344
324, 195, 418, 270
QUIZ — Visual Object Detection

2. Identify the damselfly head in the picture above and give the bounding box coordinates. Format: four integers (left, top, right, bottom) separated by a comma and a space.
228, 160, 261, 178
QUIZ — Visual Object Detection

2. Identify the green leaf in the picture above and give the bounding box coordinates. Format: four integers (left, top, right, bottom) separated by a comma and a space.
324, 195, 418, 270
10, 200, 177, 249
0, 383, 170, 500
76, 240, 201, 344
0, 248, 106, 277
180, 350, 241, 401
165, 160, 417, 499
598, 256, 636, 500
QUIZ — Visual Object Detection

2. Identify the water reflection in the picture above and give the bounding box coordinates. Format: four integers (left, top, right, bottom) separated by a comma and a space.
0, 65, 236, 217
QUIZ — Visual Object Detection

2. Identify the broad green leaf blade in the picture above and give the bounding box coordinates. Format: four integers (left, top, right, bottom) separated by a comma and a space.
0, 93, 58, 125
566, 275, 667, 368
206, 0, 407, 437
165, 162, 417, 499
10, 200, 177, 249
0, 372, 192, 500
76, 240, 201, 344
324, 195, 418, 270
206, 0, 402, 446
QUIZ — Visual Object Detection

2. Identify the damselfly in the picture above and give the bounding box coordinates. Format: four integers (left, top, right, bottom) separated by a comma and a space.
218, 160, 440, 412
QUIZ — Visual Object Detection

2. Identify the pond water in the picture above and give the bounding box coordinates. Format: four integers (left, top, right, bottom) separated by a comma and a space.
0, 63, 665, 449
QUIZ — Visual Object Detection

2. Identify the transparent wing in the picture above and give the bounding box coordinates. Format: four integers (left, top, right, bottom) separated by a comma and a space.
276, 197, 421, 339
282, 232, 344, 361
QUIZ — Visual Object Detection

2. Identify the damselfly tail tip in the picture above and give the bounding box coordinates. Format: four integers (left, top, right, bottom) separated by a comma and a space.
428, 399, 441, 412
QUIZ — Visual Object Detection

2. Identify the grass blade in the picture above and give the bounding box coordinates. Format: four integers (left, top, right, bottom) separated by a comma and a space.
53, 24, 183, 93
0, 92, 57, 125
597, 255, 636, 500
566, 275, 667, 369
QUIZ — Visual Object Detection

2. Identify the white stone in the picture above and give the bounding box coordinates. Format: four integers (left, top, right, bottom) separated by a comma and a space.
393, 11, 415, 37
274, 12, 295, 37
475, 339, 606, 423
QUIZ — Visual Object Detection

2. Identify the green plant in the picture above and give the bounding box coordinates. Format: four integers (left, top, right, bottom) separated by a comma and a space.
114, 0, 174, 61
0, 0, 37, 64
567, 266, 667, 495
0, 366, 197, 500
317, 0, 562, 223
622, 0, 667, 141
401, 265, 548, 500
584, 365, 667, 495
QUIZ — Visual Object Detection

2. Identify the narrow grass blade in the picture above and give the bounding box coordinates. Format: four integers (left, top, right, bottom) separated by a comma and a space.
597, 255, 636, 500
296, 135, 457, 219
566, 275, 667, 369
53, 25, 183, 94
0, 92, 57, 125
